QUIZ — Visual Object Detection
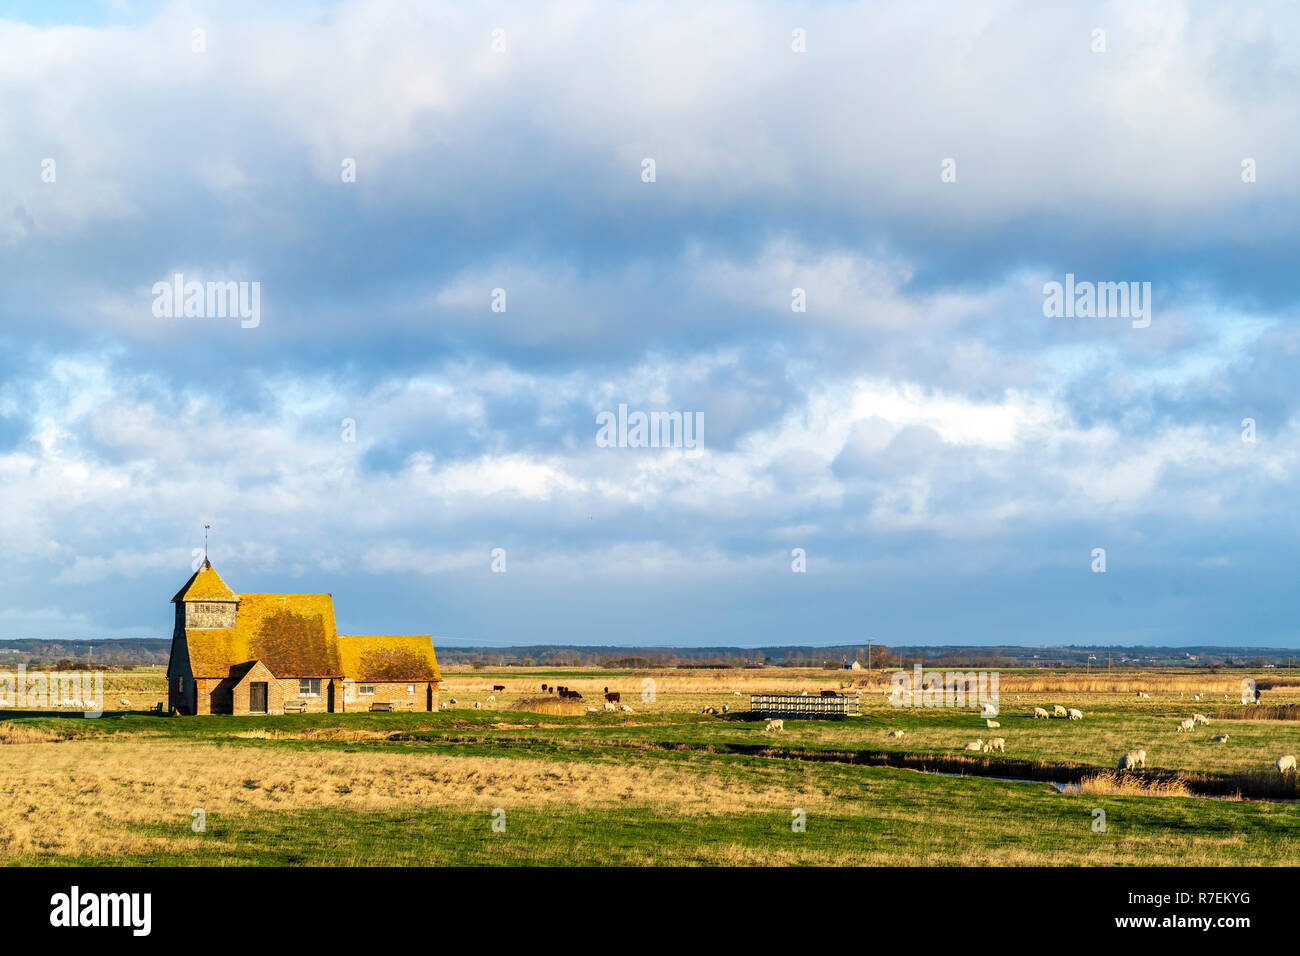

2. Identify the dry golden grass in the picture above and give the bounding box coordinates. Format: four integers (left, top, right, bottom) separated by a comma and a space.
0, 740, 827, 856
1076, 772, 1194, 797
508, 696, 588, 716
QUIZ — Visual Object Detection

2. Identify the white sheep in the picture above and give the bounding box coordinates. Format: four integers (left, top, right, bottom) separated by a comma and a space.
1211, 734, 1229, 743
604, 701, 616, 711
886, 729, 904, 739
1140, 692, 1150, 699
1117, 749, 1147, 771
586, 706, 598, 712
440, 702, 449, 710
733, 691, 742, 696
487, 695, 495, 702
474, 701, 482, 709
1193, 694, 1201, 701
1192, 713, 1209, 726
1033, 707, 1049, 719
1052, 705, 1067, 717
620, 704, 634, 713
980, 703, 998, 718
119, 699, 131, 707
1278, 755, 1297, 774
982, 737, 1005, 753
1177, 718, 1194, 732
985, 719, 1000, 729
1067, 708, 1083, 720
764, 719, 784, 733
963, 740, 984, 751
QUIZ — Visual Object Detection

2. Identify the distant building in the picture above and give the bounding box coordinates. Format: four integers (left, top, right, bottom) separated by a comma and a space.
844, 659, 862, 671
166, 561, 441, 715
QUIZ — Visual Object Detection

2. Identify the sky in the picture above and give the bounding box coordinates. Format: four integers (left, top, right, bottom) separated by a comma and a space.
2, 0, 1299, 647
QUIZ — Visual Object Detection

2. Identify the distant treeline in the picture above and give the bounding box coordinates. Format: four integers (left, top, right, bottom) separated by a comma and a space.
0, 638, 1295, 670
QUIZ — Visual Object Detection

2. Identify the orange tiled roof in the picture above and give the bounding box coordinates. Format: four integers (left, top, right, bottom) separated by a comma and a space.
185, 592, 343, 679
171, 561, 237, 603
338, 635, 442, 682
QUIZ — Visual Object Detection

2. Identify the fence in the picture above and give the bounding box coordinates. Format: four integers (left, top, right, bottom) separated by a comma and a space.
750, 694, 861, 719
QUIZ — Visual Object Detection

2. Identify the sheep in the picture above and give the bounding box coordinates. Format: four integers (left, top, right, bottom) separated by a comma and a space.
1067, 708, 1083, 720
586, 706, 598, 712
487, 695, 495, 702
1192, 713, 1209, 726
701, 706, 717, 715
982, 737, 1005, 753
1193, 694, 1201, 701
985, 719, 1000, 729
733, 691, 742, 696
1139, 692, 1151, 699
619, 704, 634, 713
886, 729, 905, 739
604, 701, 616, 711
1052, 705, 1067, 717
1176, 718, 1194, 732
764, 719, 785, 733
963, 740, 984, 752
119, 699, 131, 707
1211, 734, 1229, 743
474, 701, 482, 710
722, 704, 730, 714
440, 702, 449, 710
1278, 755, 1297, 774
1117, 749, 1147, 771
1033, 707, 1049, 718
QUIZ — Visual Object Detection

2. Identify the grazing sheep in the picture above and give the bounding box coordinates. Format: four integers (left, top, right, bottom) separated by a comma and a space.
963, 740, 984, 752
886, 730, 904, 739
1067, 708, 1083, 720
1052, 705, 1067, 717
1117, 749, 1147, 771
1278, 755, 1297, 774
448, 697, 457, 705
440, 702, 449, 710
487, 695, 495, 702
119, 699, 131, 707
604, 702, 616, 711
474, 701, 482, 710
1192, 713, 1209, 726
1193, 694, 1201, 701
1211, 734, 1229, 743
1033, 707, 1049, 719
985, 720, 1000, 729
1177, 718, 1195, 732
733, 691, 742, 696
982, 737, 1005, 753
764, 719, 785, 733
701, 706, 717, 715
619, 704, 634, 713
586, 706, 598, 713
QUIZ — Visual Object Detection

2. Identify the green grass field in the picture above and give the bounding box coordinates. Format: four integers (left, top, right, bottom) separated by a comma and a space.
2, 666, 1298, 865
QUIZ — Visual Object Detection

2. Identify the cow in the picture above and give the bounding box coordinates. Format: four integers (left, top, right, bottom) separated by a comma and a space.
820, 690, 839, 698
493, 685, 505, 692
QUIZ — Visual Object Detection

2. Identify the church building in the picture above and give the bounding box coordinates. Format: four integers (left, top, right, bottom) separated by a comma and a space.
166, 561, 441, 715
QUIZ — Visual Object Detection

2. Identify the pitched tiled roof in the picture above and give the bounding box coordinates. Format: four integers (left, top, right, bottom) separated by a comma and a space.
185, 592, 343, 679
172, 561, 237, 603
338, 635, 442, 682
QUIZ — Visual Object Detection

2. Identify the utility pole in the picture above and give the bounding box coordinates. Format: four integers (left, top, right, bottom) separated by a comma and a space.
867, 638, 871, 676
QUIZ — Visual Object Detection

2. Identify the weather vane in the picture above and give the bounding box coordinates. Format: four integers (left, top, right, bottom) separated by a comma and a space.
204, 523, 211, 562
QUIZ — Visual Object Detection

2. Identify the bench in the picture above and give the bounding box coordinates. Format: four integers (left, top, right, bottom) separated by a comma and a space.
369, 701, 394, 712
283, 700, 308, 713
